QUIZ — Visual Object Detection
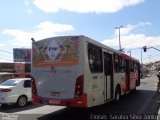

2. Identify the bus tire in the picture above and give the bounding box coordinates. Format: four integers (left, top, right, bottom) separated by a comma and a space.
115, 86, 121, 101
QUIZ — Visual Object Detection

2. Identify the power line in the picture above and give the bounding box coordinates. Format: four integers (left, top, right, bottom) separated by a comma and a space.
0, 53, 12, 57
0, 57, 13, 61
143, 54, 160, 60
0, 49, 13, 54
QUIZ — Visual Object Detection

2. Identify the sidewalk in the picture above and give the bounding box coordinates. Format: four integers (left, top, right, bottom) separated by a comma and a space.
157, 93, 160, 120
157, 101, 160, 120
158, 109, 160, 120
139, 91, 160, 120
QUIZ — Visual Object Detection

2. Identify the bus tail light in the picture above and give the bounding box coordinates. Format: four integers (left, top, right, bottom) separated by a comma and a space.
31, 78, 37, 95
31, 78, 40, 104
0, 89, 11, 92
74, 75, 84, 98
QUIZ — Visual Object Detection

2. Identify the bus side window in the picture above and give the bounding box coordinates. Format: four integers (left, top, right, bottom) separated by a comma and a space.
114, 54, 120, 72
120, 58, 125, 72
88, 43, 103, 73
130, 61, 135, 72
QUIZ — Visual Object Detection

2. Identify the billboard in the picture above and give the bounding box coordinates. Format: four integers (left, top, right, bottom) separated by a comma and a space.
13, 48, 31, 62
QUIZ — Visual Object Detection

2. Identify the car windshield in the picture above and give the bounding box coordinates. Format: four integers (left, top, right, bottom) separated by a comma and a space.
0, 79, 20, 86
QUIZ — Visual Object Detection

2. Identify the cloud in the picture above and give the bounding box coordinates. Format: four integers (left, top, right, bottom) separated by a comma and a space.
25, 0, 30, 6
33, 0, 145, 14
115, 22, 151, 36
24, 0, 33, 14
0, 43, 4, 46
27, 9, 33, 14
102, 22, 160, 49
2, 21, 74, 47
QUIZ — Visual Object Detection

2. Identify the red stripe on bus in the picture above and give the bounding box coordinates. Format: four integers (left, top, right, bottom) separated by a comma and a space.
33, 93, 88, 107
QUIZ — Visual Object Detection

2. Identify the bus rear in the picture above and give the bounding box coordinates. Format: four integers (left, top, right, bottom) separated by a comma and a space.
31, 36, 87, 107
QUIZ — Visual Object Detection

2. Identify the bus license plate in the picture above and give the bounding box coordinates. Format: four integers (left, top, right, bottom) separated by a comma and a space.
48, 99, 60, 105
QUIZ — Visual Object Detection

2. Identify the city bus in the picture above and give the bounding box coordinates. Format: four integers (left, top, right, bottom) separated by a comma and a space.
31, 35, 140, 107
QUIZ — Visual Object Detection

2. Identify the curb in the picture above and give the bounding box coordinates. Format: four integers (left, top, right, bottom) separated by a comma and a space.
157, 108, 160, 120
157, 99, 160, 120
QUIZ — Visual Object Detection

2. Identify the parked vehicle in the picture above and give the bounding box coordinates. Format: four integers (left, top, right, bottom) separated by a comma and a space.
0, 78, 31, 107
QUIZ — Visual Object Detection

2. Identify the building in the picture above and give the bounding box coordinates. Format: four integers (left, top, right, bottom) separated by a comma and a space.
0, 63, 31, 83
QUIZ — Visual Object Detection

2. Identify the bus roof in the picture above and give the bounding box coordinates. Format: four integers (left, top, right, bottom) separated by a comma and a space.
33, 35, 139, 62
81, 35, 121, 54
34, 35, 121, 54
121, 53, 139, 63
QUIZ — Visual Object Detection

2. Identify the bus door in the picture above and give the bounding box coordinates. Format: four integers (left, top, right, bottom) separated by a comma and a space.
103, 52, 114, 101
125, 59, 130, 91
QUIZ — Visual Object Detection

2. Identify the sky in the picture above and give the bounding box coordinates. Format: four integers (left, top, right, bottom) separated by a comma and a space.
0, 0, 160, 64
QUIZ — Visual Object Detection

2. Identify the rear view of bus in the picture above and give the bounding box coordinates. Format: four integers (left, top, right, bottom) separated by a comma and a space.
31, 36, 87, 107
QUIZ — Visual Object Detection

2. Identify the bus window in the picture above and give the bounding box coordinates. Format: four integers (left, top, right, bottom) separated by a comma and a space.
120, 57, 125, 72
88, 43, 103, 73
114, 54, 126, 73
130, 61, 136, 72
114, 54, 120, 72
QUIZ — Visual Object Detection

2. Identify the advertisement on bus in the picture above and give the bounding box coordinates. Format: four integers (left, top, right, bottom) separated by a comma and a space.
32, 37, 79, 67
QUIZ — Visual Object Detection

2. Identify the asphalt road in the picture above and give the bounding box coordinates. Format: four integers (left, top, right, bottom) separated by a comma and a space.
0, 75, 160, 120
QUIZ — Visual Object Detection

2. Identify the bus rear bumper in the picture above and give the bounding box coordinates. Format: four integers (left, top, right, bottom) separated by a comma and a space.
33, 93, 88, 108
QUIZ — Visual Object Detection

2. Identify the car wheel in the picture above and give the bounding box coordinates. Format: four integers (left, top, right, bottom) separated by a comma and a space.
17, 96, 27, 107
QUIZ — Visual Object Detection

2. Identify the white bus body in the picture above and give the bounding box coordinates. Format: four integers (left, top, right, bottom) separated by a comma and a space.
31, 35, 140, 107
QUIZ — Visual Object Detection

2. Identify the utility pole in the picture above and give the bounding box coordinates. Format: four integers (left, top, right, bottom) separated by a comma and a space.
141, 47, 143, 64
115, 25, 123, 52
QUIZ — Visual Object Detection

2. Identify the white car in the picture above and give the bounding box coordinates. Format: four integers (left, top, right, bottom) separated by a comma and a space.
0, 78, 31, 107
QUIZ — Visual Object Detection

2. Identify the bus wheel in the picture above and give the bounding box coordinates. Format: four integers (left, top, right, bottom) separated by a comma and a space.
115, 87, 121, 101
